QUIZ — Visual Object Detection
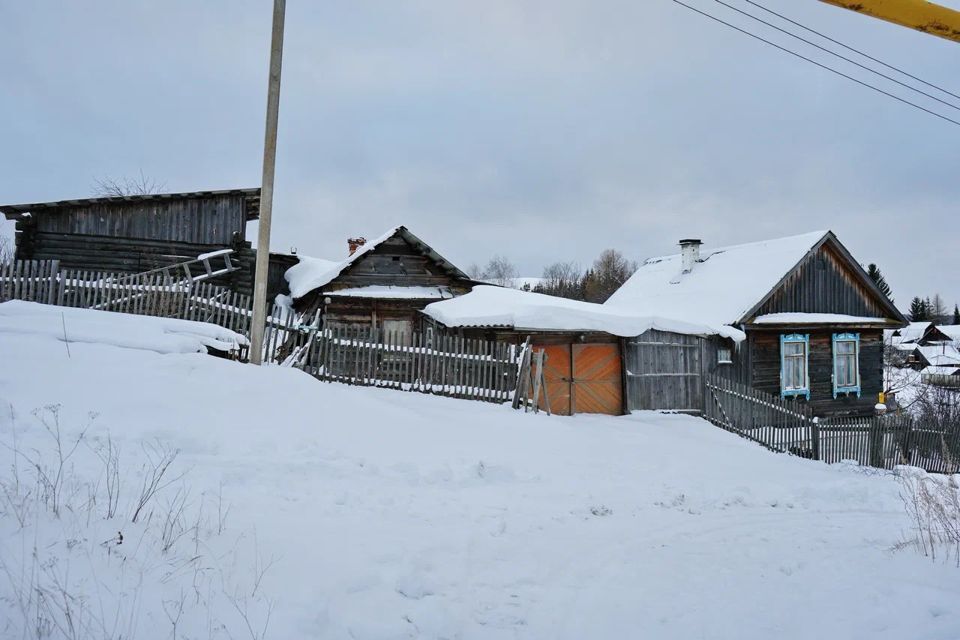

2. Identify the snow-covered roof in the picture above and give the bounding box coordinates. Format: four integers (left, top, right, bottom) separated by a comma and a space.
939, 325, 960, 342
284, 226, 470, 300
422, 285, 744, 340
327, 286, 454, 300
894, 321, 933, 345
606, 230, 862, 328
752, 313, 891, 325
921, 365, 960, 376
916, 345, 960, 367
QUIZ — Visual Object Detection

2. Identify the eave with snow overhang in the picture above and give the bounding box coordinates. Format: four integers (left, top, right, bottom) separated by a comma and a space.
423, 285, 741, 339
606, 230, 906, 418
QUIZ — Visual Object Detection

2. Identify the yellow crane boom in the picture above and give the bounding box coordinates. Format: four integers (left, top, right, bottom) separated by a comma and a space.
819, 0, 960, 43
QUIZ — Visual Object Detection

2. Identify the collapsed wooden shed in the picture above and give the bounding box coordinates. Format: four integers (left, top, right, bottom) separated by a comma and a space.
0, 188, 295, 301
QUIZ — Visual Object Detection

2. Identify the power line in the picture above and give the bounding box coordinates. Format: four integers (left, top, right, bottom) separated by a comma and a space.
743, 0, 960, 103
671, 0, 960, 128
712, 0, 960, 113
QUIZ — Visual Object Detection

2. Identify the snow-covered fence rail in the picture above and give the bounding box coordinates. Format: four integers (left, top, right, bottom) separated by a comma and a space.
290, 323, 520, 404
1, 260, 253, 338
703, 373, 960, 473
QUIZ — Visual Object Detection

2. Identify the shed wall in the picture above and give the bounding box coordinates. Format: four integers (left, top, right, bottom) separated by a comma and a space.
29, 194, 247, 245
624, 329, 703, 412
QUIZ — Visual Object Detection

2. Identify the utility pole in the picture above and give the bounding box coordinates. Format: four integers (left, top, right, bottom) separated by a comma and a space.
250, 0, 286, 365
819, 0, 960, 43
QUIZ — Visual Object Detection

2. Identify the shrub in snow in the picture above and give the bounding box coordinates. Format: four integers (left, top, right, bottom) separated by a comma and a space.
896, 466, 960, 567
0, 406, 275, 640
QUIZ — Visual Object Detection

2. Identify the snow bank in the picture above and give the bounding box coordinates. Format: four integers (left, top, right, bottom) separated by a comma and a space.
0, 300, 246, 354
424, 286, 745, 340
1, 310, 958, 639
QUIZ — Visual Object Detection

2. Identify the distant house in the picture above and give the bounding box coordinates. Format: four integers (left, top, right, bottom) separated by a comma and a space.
606, 231, 907, 417
0, 188, 296, 300
910, 344, 960, 370
886, 321, 953, 349
937, 324, 960, 346
285, 226, 477, 336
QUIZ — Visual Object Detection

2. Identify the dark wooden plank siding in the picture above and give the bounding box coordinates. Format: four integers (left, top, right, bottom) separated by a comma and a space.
30, 193, 246, 245
753, 244, 889, 319
328, 237, 466, 290
702, 336, 752, 385
750, 329, 883, 417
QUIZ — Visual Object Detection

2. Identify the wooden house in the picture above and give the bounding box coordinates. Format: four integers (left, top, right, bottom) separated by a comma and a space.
0, 188, 295, 301
606, 231, 907, 417
286, 226, 477, 336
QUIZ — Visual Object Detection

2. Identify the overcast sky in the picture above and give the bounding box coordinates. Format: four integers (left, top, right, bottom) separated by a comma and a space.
2, 1, 958, 309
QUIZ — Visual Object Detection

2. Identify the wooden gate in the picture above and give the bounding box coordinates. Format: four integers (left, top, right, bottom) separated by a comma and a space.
537, 343, 623, 416
624, 329, 702, 412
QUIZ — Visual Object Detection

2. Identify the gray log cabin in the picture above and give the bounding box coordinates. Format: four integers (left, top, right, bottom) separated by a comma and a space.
285, 226, 478, 335
0, 188, 297, 300
606, 230, 907, 417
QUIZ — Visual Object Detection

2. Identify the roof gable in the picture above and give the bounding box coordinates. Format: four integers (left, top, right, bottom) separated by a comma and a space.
605, 230, 905, 327
285, 226, 471, 300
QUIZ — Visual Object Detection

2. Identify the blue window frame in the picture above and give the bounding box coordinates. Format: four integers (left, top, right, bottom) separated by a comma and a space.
832, 332, 861, 398
780, 334, 810, 399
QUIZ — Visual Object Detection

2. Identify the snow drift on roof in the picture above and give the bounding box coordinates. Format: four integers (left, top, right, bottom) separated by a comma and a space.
422, 285, 744, 340
605, 230, 829, 327
284, 226, 402, 299
753, 313, 893, 325
328, 286, 454, 300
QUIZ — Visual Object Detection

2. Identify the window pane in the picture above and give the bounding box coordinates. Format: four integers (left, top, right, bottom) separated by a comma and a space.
784, 342, 803, 356
786, 356, 804, 389
837, 354, 857, 387
836, 341, 855, 355
837, 355, 849, 386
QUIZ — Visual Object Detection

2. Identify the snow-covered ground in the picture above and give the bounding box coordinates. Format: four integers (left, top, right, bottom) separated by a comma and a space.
1, 302, 959, 639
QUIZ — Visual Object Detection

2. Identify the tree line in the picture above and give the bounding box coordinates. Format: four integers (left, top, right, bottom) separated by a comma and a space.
867, 263, 959, 325
469, 249, 638, 303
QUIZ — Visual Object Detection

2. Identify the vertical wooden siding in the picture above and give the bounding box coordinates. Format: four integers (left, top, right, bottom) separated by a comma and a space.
624, 329, 703, 412
753, 244, 889, 318
31, 194, 247, 245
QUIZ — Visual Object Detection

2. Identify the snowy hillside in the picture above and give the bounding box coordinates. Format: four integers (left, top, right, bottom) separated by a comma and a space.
1, 302, 958, 639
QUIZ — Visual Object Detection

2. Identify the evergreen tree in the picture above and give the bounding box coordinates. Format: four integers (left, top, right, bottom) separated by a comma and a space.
953, 304, 960, 325
866, 263, 893, 302
909, 297, 928, 322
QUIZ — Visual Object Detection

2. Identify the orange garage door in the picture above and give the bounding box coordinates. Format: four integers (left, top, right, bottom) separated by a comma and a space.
536, 343, 622, 416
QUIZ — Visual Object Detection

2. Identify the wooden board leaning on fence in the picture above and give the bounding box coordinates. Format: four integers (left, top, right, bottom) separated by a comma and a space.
513, 338, 551, 415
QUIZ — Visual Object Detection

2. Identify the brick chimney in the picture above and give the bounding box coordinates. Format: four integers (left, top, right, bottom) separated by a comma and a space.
347, 237, 367, 256
679, 238, 702, 274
